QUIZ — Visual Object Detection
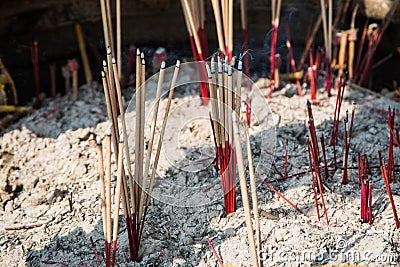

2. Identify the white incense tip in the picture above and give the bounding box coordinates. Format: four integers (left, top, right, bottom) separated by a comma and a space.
140, 52, 144, 59
136, 48, 140, 56
96, 136, 102, 145
205, 63, 212, 79
119, 136, 124, 143
106, 126, 112, 136
218, 60, 222, 73
112, 57, 116, 64
231, 57, 236, 67
228, 65, 232, 76
224, 56, 228, 64
175, 60, 180, 68
101, 71, 105, 78
141, 59, 145, 65
210, 58, 215, 73
238, 60, 243, 70
107, 47, 112, 55
232, 113, 239, 134
224, 62, 228, 73
102, 60, 107, 67
161, 61, 166, 69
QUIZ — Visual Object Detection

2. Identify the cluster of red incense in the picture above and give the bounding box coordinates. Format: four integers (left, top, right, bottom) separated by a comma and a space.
306, 100, 329, 224
205, 56, 242, 214
358, 154, 373, 224
353, 2, 398, 86
96, 47, 180, 265
269, 0, 282, 95
181, 0, 209, 104
330, 74, 347, 169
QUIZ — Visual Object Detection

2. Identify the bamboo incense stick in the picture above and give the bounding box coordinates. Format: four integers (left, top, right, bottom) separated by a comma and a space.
105, 129, 112, 267
116, 0, 121, 77
112, 139, 124, 267
211, 0, 226, 54
146, 61, 181, 207
134, 49, 142, 209
236, 60, 243, 115
348, 5, 359, 79
232, 113, 259, 267
75, 23, 92, 85
138, 61, 166, 222
244, 125, 261, 257
111, 57, 136, 216
96, 136, 108, 242
105, 0, 114, 53
99, 0, 111, 49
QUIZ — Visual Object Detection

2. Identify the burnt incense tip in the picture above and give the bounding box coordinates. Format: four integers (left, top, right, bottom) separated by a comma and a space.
106, 126, 112, 136
101, 71, 105, 78
307, 99, 311, 107
136, 48, 140, 56
218, 59, 223, 73
161, 61, 166, 69
224, 56, 228, 64
107, 47, 112, 55
112, 57, 116, 64
238, 60, 243, 71
140, 52, 144, 59
175, 60, 181, 68
228, 65, 232, 76
119, 136, 124, 143
102, 60, 107, 67
141, 59, 145, 65
96, 136, 102, 145
224, 62, 228, 73
205, 63, 212, 78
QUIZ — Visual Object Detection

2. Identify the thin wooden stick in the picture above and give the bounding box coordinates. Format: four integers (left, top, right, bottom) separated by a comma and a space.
75, 23, 92, 85
105, 129, 112, 267
99, 0, 110, 49
138, 61, 166, 222
96, 137, 108, 241
232, 113, 259, 267
134, 49, 142, 211
112, 57, 135, 217
105, 0, 114, 53
244, 125, 261, 258
146, 61, 181, 206
116, 0, 121, 78
210, 0, 226, 54
181, 0, 203, 57
236, 60, 243, 115
112, 139, 124, 267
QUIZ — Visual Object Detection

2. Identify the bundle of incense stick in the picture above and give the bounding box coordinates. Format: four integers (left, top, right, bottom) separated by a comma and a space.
269, 0, 282, 96
181, 0, 209, 104
358, 154, 373, 224
206, 56, 242, 214
96, 47, 180, 265
210, 0, 234, 61
306, 101, 329, 224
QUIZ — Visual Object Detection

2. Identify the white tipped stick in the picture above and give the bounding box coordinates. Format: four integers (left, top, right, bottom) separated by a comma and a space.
138, 61, 166, 222
105, 0, 114, 53
95, 136, 107, 241
112, 57, 135, 215
236, 61, 243, 115
134, 50, 142, 211
232, 113, 259, 267
146, 61, 180, 206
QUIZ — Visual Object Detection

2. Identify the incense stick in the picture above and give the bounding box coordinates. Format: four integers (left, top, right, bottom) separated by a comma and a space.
232, 113, 259, 267
244, 125, 261, 256
96, 136, 107, 242
105, 129, 112, 267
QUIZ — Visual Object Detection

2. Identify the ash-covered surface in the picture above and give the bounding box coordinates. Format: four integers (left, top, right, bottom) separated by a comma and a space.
0, 79, 399, 267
